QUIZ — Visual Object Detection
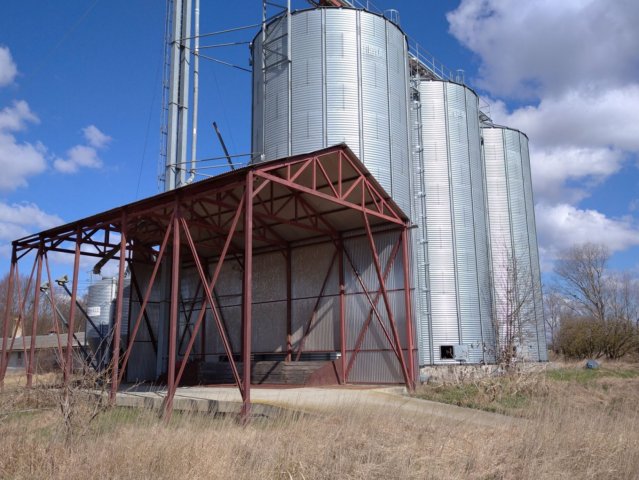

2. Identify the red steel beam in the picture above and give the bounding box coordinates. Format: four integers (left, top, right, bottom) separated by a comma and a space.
254, 170, 403, 226
109, 213, 128, 403
171, 212, 243, 395
163, 209, 181, 419
43, 253, 64, 369
2, 256, 37, 382
362, 212, 412, 389
64, 230, 82, 385
168, 195, 246, 396
345, 236, 402, 380
26, 248, 43, 388
241, 172, 254, 421
118, 214, 174, 385
0, 257, 16, 389
401, 228, 416, 388
338, 237, 346, 383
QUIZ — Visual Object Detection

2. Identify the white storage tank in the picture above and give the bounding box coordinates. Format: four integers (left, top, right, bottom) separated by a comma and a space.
482, 126, 547, 361
86, 277, 131, 370
251, 7, 413, 217
411, 79, 494, 365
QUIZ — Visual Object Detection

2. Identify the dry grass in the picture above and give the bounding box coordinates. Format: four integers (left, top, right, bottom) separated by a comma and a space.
1, 362, 638, 479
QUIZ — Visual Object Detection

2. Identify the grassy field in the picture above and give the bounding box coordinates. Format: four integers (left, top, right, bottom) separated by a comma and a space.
1, 362, 638, 479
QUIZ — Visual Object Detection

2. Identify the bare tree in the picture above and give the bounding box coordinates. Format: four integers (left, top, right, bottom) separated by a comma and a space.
554, 243, 639, 359
490, 248, 541, 365
554, 243, 609, 323
543, 287, 568, 354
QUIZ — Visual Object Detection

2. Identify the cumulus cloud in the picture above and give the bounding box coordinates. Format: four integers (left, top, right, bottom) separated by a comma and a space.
489, 86, 639, 152
447, 0, 639, 98
528, 146, 625, 205
53, 144, 102, 173
0, 202, 63, 257
53, 125, 110, 174
82, 124, 111, 149
0, 101, 47, 192
0, 46, 18, 87
535, 203, 639, 264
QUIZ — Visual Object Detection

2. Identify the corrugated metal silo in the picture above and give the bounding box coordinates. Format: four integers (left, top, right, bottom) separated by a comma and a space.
411, 79, 494, 365
251, 7, 413, 216
86, 277, 131, 370
482, 126, 547, 361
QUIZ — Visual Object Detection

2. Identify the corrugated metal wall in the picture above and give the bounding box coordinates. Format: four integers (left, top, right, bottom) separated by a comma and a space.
482, 127, 547, 361
251, 8, 413, 217
411, 80, 493, 365
128, 231, 412, 384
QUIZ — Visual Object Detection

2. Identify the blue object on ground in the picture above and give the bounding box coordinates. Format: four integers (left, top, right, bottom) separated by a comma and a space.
585, 359, 600, 369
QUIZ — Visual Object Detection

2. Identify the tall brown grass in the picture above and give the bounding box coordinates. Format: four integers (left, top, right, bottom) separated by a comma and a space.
1, 362, 638, 479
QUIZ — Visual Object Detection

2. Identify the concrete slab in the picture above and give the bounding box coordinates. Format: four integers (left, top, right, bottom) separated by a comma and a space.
115, 385, 519, 428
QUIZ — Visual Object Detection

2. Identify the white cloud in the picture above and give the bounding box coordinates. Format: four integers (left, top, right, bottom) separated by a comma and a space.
53, 124, 111, 174
0, 202, 63, 258
529, 146, 625, 205
490, 86, 639, 152
0, 46, 18, 87
54, 144, 102, 173
535, 203, 639, 268
0, 101, 47, 192
82, 125, 111, 149
447, 0, 639, 98
0, 100, 39, 132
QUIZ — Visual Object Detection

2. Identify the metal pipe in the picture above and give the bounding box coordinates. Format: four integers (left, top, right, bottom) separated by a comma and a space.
186, 0, 200, 185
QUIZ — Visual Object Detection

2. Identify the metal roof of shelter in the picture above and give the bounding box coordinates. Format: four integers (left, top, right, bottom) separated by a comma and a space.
12, 144, 410, 259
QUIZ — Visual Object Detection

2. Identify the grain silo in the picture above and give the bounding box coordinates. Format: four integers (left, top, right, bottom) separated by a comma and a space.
86, 277, 131, 370
482, 126, 547, 361
251, 7, 413, 216
410, 79, 494, 365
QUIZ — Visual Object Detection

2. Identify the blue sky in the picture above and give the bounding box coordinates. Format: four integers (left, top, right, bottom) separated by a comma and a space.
1, 0, 638, 285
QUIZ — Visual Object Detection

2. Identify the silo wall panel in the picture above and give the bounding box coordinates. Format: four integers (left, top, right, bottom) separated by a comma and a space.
291, 242, 340, 352
348, 349, 404, 384
290, 10, 324, 154
325, 9, 362, 159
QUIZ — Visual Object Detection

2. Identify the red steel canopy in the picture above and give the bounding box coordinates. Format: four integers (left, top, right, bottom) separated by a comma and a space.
1, 144, 416, 419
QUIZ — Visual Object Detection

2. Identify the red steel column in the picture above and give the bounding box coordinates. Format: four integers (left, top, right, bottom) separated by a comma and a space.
165, 208, 181, 418
241, 172, 253, 420
0, 255, 16, 389
338, 237, 346, 383
401, 228, 416, 390
26, 246, 43, 387
64, 230, 82, 385
110, 213, 127, 403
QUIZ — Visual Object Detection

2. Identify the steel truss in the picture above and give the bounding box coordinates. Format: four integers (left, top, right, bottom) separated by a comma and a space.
1, 145, 416, 420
